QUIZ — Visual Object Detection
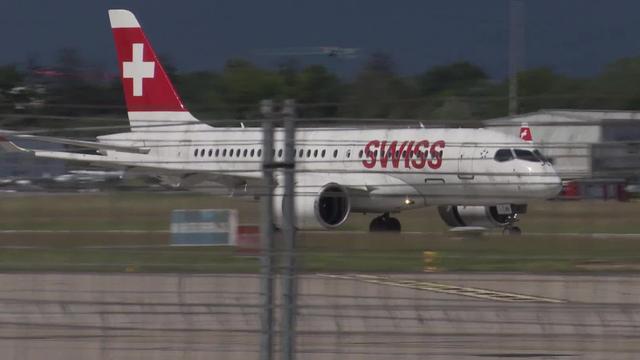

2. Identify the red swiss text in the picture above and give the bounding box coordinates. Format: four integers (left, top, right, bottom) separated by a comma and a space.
361, 140, 445, 169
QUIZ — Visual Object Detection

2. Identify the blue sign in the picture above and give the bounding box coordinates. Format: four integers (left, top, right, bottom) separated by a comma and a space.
171, 209, 238, 246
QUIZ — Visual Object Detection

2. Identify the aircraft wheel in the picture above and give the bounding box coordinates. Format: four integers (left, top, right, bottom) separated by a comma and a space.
387, 217, 401, 232
369, 215, 401, 232
369, 216, 386, 232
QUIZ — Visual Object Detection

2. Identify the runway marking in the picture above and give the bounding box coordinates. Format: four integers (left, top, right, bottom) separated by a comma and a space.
1, 229, 640, 239
318, 274, 566, 303
0, 230, 168, 233
304, 230, 640, 238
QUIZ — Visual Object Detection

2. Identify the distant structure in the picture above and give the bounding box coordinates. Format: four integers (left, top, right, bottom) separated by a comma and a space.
508, 0, 525, 116
258, 46, 361, 59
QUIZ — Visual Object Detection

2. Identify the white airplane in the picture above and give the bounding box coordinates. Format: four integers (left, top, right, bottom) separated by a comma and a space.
0, 9, 561, 234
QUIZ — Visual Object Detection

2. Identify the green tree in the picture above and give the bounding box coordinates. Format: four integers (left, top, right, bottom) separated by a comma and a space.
517, 67, 586, 112
590, 57, 640, 109
417, 61, 487, 97
221, 59, 285, 118
294, 65, 343, 117
345, 52, 417, 118
0, 65, 23, 91
175, 71, 225, 119
413, 62, 488, 119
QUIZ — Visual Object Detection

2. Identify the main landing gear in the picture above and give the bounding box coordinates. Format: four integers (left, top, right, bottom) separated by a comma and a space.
502, 213, 522, 236
369, 212, 401, 232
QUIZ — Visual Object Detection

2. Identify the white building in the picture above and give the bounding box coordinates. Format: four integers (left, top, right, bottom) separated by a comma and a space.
485, 110, 640, 200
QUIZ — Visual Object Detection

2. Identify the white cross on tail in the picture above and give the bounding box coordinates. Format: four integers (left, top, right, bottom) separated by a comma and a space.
123, 43, 155, 96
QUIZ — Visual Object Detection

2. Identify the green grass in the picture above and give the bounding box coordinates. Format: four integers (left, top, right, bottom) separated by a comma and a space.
1, 192, 640, 273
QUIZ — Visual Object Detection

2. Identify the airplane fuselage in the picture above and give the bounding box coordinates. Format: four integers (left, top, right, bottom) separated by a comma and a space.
98, 126, 561, 211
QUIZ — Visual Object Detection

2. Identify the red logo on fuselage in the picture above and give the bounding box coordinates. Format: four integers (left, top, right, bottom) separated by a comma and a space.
362, 140, 445, 169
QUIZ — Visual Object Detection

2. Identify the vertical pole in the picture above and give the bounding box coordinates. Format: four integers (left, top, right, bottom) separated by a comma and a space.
508, 0, 524, 116
281, 99, 297, 360
259, 100, 275, 360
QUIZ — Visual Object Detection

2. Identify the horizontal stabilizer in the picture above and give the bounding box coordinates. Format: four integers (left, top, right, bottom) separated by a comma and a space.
0, 131, 149, 154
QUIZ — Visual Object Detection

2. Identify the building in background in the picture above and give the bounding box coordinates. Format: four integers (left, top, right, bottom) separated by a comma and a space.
485, 110, 640, 200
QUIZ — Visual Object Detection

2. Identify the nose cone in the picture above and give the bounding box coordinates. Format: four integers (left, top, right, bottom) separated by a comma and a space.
546, 172, 563, 198
517, 162, 562, 199
533, 165, 563, 199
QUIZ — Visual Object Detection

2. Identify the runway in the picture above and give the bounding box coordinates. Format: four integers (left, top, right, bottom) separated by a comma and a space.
0, 272, 639, 359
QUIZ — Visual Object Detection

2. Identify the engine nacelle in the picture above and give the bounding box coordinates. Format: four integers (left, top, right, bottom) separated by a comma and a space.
438, 205, 522, 228
275, 183, 351, 230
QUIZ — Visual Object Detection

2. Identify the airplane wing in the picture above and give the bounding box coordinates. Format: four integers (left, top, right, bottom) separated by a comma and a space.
0, 135, 260, 191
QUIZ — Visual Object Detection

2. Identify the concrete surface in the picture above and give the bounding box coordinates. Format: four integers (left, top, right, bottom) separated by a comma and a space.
0, 272, 638, 359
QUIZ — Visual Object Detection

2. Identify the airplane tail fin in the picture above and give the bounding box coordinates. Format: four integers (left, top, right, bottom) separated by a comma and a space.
519, 122, 533, 142
108, 9, 208, 131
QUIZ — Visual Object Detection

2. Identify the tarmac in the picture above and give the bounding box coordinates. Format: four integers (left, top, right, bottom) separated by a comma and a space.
0, 272, 639, 359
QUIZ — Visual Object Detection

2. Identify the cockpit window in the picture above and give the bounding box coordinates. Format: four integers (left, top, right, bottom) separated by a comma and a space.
533, 149, 551, 164
514, 149, 540, 163
494, 149, 514, 162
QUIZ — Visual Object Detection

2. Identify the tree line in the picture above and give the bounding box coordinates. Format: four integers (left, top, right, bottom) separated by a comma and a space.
2, 49, 640, 129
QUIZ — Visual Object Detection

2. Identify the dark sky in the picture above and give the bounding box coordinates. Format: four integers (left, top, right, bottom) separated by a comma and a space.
2, 0, 640, 79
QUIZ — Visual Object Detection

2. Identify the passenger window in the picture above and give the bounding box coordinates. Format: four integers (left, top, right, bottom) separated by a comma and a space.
321, 149, 326, 158
346, 150, 351, 158
299, 149, 304, 158
223, 149, 227, 156
250, 149, 255, 157
200, 149, 205, 157
194, 149, 198, 157
359, 150, 363, 158
307, 150, 311, 158
333, 149, 338, 158
215, 149, 220, 157
230, 149, 234, 157
208, 149, 213, 157
494, 149, 514, 162
243, 149, 248, 157
257, 149, 262, 157
314, 149, 318, 158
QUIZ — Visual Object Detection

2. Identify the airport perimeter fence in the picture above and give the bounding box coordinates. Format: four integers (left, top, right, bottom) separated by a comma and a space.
0, 105, 640, 359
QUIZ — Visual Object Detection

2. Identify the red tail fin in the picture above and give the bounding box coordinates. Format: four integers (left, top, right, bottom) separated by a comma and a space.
520, 122, 533, 142
109, 9, 186, 112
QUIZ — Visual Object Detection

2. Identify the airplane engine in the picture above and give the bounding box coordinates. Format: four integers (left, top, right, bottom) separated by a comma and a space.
437, 205, 512, 228
275, 183, 351, 230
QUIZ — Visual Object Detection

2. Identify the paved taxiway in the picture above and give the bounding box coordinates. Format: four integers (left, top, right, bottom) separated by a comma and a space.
0, 272, 638, 359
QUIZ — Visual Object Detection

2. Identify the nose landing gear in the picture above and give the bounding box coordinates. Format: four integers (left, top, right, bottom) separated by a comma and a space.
502, 213, 522, 235
369, 212, 401, 232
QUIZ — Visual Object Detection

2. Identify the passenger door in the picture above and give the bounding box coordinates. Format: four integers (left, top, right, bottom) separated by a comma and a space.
457, 143, 476, 180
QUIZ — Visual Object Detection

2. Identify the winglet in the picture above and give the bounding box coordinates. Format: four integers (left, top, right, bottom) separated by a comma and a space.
0, 134, 30, 153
